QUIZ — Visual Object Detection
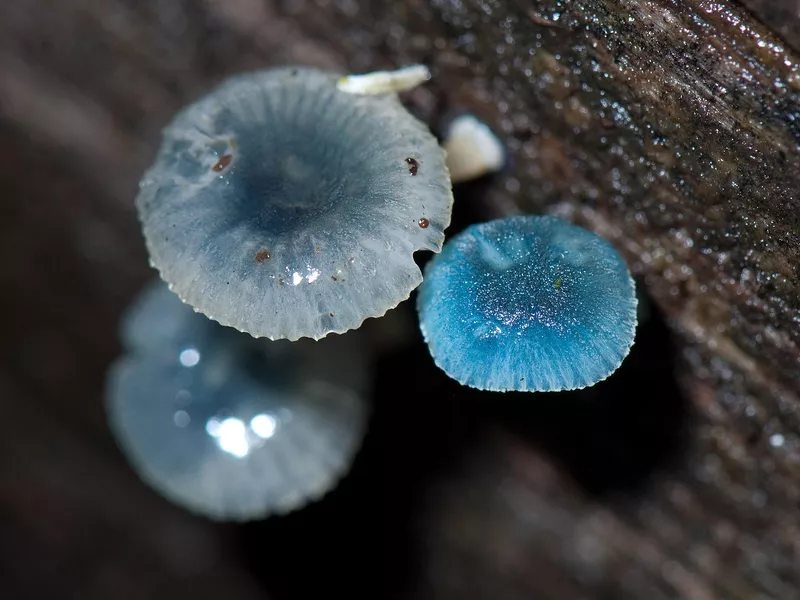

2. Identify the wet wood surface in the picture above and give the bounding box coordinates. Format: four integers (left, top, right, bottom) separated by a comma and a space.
739, 0, 800, 54
1, 0, 799, 598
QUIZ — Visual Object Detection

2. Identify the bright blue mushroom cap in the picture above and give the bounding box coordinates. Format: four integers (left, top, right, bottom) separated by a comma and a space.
106, 280, 370, 521
416, 215, 637, 392
136, 66, 453, 342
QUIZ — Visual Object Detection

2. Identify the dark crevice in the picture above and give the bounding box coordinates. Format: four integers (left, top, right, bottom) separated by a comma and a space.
480, 291, 690, 495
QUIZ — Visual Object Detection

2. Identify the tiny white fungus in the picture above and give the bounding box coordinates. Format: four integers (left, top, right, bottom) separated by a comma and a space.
337, 64, 431, 95
442, 114, 506, 184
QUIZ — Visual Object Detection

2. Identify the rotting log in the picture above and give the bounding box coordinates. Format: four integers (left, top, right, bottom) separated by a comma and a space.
1, 0, 799, 599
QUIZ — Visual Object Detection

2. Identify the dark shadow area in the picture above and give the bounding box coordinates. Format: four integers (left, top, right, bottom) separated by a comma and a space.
234, 288, 688, 600
235, 178, 687, 596
233, 414, 384, 599
236, 301, 481, 600
475, 289, 691, 495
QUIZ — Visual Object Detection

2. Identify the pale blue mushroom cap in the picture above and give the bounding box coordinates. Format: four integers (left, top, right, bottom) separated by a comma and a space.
417, 215, 637, 392
106, 281, 370, 521
136, 66, 453, 341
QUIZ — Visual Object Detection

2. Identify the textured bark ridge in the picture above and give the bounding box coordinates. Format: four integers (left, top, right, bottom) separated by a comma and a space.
1, 1, 799, 599
739, 0, 800, 54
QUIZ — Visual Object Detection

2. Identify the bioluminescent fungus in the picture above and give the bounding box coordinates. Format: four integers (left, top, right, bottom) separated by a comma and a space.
441, 114, 505, 184
136, 65, 453, 342
106, 280, 370, 521
416, 215, 637, 392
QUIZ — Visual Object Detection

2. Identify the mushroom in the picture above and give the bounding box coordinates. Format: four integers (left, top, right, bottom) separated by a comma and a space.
416, 215, 638, 392
136, 65, 453, 342
441, 114, 506, 184
336, 64, 431, 95
105, 280, 371, 521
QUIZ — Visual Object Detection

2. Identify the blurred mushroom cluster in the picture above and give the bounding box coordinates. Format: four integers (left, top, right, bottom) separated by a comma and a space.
107, 64, 637, 521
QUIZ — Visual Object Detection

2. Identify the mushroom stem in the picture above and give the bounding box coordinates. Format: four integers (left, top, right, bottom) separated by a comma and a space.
337, 64, 431, 95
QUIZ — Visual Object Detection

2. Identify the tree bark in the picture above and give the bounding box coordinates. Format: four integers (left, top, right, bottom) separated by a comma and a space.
739, 0, 800, 54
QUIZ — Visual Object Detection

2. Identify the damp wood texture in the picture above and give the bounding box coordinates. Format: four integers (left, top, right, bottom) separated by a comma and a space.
1, 0, 799, 599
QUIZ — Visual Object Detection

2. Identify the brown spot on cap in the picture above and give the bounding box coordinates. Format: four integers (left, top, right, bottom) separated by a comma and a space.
212, 154, 233, 172
418, 217, 430, 229
405, 157, 419, 175
255, 249, 272, 263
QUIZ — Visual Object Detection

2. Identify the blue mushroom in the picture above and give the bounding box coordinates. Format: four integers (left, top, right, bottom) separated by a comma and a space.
136, 66, 453, 342
106, 280, 371, 521
416, 215, 637, 392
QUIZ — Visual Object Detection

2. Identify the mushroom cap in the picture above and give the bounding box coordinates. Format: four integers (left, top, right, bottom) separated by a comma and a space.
416, 215, 637, 392
136, 66, 453, 341
119, 279, 199, 353
106, 280, 370, 521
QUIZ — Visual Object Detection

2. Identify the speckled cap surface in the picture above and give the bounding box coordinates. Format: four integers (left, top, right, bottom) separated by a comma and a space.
106, 280, 371, 521
417, 215, 637, 392
136, 66, 453, 341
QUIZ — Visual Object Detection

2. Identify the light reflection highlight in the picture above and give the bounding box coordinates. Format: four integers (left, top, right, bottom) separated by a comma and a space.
251, 413, 277, 439
179, 347, 201, 367
290, 268, 322, 285
204, 413, 281, 458
173, 410, 190, 427
206, 417, 249, 458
